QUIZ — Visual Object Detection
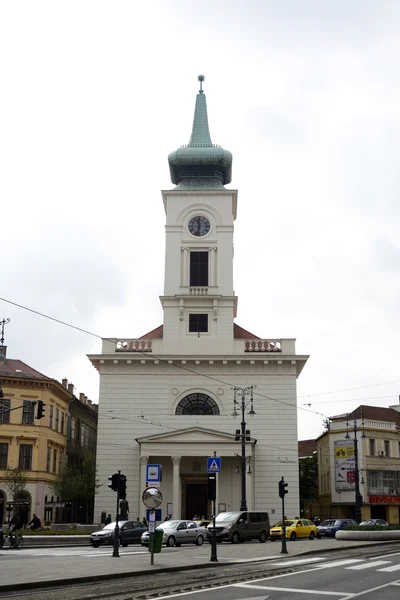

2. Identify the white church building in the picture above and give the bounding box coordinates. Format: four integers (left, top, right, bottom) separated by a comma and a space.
89, 78, 308, 524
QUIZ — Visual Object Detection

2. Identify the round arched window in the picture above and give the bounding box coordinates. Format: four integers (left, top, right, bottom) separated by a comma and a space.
175, 393, 220, 416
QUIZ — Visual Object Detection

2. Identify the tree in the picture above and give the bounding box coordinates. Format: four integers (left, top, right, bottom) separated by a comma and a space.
0, 467, 28, 513
51, 457, 101, 523
77, 457, 101, 523
299, 454, 318, 501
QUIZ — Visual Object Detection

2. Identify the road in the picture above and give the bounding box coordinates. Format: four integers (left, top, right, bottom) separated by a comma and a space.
1, 542, 400, 599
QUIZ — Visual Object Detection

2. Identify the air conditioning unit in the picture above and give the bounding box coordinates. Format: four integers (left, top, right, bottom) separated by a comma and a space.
379, 451, 385, 456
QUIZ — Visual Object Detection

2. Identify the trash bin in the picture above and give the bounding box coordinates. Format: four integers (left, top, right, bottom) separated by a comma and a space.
148, 530, 163, 553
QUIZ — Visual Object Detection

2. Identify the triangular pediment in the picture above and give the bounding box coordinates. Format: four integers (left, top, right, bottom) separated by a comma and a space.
136, 426, 237, 445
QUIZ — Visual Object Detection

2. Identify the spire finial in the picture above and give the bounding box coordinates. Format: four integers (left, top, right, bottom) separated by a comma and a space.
198, 74, 205, 93
0, 318, 10, 346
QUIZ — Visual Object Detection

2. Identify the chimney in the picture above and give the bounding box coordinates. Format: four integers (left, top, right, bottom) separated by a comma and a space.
87, 399, 92, 407
62, 378, 68, 388
67, 383, 74, 394
79, 392, 86, 404
0, 345, 7, 358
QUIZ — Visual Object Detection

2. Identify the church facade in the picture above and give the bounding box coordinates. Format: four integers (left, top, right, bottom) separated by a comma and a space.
89, 79, 308, 524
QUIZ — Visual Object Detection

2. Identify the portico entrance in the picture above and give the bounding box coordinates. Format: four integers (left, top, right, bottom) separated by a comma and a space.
182, 477, 208, 520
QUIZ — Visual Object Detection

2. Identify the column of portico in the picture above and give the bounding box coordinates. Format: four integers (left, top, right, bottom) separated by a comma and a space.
139, 455, 149, 518
172, 456, 181, 519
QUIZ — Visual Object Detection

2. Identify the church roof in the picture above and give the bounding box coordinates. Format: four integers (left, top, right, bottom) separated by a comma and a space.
167, 76, 233, 189
139, 323, 260, 340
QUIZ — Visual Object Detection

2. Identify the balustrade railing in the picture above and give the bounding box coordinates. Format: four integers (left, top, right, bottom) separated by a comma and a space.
244, 340, 282, 352
189, 287, 209, 295
116, 340, 153, 352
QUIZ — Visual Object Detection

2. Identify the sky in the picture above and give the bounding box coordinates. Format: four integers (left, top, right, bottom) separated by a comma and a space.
1, 0, 400, 441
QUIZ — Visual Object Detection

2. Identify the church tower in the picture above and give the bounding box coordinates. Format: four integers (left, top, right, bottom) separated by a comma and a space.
90, 77, 308, 524
162, 75, 237, 355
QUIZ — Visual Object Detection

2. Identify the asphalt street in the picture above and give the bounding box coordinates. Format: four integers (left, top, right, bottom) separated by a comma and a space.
1, 541, 400, 599
151, 551, 400, 600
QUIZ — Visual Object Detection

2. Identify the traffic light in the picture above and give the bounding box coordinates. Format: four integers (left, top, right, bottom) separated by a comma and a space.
36, 400, 46, 420
245, 429, 251, 441
207, 473, 216, 500
119, 474, 127, 500
279, 477, 288, 498
235, 429, 240, 441
108, 473, 119, 492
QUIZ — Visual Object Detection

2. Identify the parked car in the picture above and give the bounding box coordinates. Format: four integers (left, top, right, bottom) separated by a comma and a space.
194, 519, 211, 529
141, 520, 207, 547
316, 519, 336, 538
323, 518, 358, 537
270, 518, 317, 541
206, 511, 270, 544
359, 519, 389, 527
90, 520, 147, 548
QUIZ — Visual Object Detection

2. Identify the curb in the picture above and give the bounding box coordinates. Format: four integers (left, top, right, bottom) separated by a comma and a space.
2, 539, 400, 593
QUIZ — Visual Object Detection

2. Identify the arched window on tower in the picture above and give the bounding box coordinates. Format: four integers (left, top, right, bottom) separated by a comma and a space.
175, 393, 220, 416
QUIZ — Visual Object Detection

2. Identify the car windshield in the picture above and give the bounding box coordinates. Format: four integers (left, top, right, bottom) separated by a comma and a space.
320, 520, 335, 526
102, 521, 127, 530
215, 512, 240, 524
334, 520, 346, 526
158, 520, 180, 529
273, 521, 295, 527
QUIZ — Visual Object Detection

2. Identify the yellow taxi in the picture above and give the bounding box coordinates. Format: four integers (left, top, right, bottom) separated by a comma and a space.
270, 518, 318, 541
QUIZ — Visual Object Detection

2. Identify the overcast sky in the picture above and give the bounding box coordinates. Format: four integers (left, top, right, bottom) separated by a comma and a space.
1, 1, 400, 441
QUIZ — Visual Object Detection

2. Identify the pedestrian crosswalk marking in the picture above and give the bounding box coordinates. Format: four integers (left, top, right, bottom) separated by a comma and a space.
316, 559, 364, 568
377, 564, 400, 572
346, 560, 392, 570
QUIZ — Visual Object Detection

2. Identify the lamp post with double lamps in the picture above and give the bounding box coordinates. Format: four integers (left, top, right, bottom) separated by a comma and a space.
345, 417, 366, 524
232, 386, 256, 511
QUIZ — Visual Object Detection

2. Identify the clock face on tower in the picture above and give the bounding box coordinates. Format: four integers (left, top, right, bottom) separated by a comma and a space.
188, 216, 210, 237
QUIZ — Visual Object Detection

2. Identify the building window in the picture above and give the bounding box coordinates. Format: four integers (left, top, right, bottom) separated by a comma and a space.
368, 470, 400, 495
189, 314, 208, 333
384, 440, 390, 456
55, 408, 59, 432
70, 418, 75, 440
190, 251, 208, 286
49, 405, 53, 429
61, 412, 65, 435
0, 443, 8, 469
53, 448, 57, 473
46, 447, 51, 472
22, 401, 35, 425
58, 449, 63, 473
175, 393, 220, 415
369, 439, 375, 456
0, 399, 10, 424
19, 444, 33, 470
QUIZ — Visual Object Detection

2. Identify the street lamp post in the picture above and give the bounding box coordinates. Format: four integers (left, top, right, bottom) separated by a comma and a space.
345, 418, 366, 524
232, 386, 256, 512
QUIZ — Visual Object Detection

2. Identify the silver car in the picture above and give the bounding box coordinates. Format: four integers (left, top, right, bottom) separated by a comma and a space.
141, 520, 206, 547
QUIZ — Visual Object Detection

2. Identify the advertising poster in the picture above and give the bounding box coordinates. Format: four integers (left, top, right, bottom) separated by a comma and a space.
334, 440, 355, 491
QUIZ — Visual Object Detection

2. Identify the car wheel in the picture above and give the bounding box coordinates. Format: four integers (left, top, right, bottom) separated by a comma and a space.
259, 531, 268, 543
231, 532, 240, 544
92, 543, 100, 548
166, 535, 176, 547
309, 531, 315, 540
196, 535, 204, 546
290, 532, 296, 541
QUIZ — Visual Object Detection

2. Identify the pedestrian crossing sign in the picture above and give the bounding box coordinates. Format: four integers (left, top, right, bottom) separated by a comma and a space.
207, 457, 221, 472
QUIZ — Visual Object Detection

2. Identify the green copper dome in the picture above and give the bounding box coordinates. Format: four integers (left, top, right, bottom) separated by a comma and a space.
168, 76, 233, 189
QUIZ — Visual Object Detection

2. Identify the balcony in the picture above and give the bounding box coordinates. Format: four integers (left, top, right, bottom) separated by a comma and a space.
189, 287, 209, 295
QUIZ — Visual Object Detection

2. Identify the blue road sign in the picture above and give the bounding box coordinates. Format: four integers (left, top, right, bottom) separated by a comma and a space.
146, 464, 162, 483
207, 457, 221, 473
146, 508, 162, 522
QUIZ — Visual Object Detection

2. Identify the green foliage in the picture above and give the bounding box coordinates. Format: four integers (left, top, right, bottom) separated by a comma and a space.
51, 457, 100, 503
299, 454, 318, 500
0, 466, 28, 504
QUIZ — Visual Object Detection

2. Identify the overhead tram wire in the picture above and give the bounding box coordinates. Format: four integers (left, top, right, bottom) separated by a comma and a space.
0, 295, 334, 421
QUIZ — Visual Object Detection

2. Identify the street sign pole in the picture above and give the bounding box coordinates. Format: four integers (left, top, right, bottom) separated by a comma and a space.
209, 452, 219, 562
142, 486, 163, 566
112, 470, 121, 558
149, 511, 156, 565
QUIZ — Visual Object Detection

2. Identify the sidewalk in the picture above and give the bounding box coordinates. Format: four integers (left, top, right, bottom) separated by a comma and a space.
1, 538, 400, 593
